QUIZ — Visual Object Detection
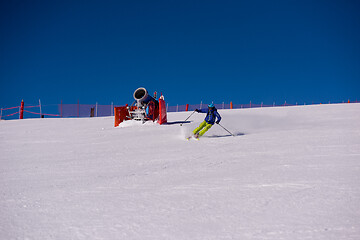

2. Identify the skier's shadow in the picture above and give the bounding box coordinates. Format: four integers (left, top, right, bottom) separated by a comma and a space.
166, 121, 191, 125
204, 132, 245, 138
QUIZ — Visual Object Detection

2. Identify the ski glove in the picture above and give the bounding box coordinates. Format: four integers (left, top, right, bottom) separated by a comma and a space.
195, 109, 200, 112
216, 120, 220, 124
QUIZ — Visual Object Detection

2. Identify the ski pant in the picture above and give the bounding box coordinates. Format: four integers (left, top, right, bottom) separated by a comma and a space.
193, 121, 213, 136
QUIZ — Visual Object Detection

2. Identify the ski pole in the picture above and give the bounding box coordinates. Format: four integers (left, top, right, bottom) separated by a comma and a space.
217, 123, 235, 136
180, 110, 196, 126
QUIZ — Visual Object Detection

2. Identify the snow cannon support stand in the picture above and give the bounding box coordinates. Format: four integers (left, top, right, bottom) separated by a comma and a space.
114, 87, 167, 127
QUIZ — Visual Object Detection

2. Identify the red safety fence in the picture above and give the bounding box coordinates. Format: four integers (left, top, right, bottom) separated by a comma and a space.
1, 99, 359, 120
2, 106, 21, 111
2, 111, 20, 117
24, 105, 41, 109
23, 109, 61, 117
1, 101, 60, 120
1, 105, 20, 118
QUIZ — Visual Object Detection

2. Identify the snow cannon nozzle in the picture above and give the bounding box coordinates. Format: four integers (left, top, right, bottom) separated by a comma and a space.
133, 87, 148, 104
133, 87, 158, 107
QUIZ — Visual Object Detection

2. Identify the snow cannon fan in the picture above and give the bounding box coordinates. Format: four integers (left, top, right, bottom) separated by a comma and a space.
129, 87, 159, 122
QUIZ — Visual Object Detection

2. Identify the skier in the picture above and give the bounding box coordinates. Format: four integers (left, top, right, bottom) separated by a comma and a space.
192, 103, 221, 139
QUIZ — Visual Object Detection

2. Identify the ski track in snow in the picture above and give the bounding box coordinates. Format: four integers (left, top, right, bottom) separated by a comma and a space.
1, 103, 360, 240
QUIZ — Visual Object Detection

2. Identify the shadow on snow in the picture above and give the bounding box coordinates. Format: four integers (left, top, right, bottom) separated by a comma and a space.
166, 121, 192, 125
203, 132, 245, 138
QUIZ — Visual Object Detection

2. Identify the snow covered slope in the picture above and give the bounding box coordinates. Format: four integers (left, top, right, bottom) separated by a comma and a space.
1, 103, 360, 240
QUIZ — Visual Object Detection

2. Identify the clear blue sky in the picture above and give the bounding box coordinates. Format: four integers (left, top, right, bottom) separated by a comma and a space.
1, 0, 359, 109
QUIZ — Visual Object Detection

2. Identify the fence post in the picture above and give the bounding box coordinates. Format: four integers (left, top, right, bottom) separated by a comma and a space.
176, 104, 178, 112
0, 107, 2, 120
39, 99, 42, 118
222, 102, 225, 109
230, 101, 233, 109
61, 100, 63, 118
96, 102, 98, 117
200, 101, 202, 109
111, 102, 113, 116
77, 100, 79, 118
20, 100, 24, 119
186, 104, 189, 111
250, 100, 251, 108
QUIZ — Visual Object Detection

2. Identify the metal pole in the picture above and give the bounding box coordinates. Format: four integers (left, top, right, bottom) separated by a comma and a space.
218, 123, 235, 136
77, 100, 79, 118
39, 99, 42, 118
180, 110, 196, 126
96, 102, 98, 117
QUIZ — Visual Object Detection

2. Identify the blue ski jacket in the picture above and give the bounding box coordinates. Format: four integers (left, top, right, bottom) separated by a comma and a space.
197, 108, 221, 125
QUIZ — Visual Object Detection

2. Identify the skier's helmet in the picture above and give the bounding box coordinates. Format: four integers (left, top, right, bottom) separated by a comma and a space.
208, 103, 215, 108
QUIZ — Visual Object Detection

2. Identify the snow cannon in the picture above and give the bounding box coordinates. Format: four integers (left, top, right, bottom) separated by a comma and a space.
114, 87, 167, 127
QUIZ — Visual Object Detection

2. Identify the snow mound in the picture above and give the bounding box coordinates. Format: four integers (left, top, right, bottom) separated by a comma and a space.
1, 103, 360, 240
118, 119, 159, 128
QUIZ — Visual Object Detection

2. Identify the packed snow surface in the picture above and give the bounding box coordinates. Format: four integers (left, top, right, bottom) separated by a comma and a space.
1, 103, 360, 240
